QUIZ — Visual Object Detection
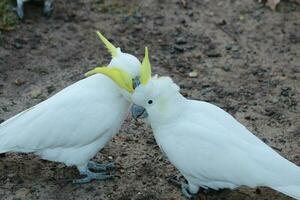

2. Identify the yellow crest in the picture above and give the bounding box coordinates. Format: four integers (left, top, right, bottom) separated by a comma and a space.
140, 47, 152, 85
85, 67, 133, 92
96, 31, 118, 58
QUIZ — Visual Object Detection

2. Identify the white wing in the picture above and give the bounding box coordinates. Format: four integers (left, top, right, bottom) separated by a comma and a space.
0, 74, 129, 153
156, 100, 300, 191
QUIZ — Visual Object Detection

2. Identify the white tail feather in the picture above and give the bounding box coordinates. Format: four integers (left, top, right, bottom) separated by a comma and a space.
272, 186, 300, 200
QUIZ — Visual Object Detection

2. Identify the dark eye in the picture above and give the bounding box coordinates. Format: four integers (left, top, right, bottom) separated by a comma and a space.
148, 100, 153, 105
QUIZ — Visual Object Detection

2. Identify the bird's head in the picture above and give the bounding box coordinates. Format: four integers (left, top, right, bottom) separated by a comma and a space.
131, 76, 181, 124
85, 32, 151, 100
92, 31, 141, 79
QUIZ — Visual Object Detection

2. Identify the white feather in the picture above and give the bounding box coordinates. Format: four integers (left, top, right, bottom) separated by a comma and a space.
0, 49, 141, 170
132, 77, 300, 199
0, 74, 128, 166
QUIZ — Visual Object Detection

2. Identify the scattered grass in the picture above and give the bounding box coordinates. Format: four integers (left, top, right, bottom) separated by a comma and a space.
0, 0, 18, 31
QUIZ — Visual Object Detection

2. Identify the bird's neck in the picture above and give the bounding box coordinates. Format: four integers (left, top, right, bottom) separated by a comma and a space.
119, 89, 132, 103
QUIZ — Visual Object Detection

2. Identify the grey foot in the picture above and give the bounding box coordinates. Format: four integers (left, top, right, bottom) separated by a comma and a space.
16, 0, 24, 19
87, 161, 114, 171
181, 183, 196, 199
43, 0, 54, 17
73, 170, 112, 184
167, 176, 197, 199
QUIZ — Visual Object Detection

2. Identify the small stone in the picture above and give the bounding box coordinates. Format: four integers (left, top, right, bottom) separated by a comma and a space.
244, 116, 251, 120
187, 10, 193, 16
280, 87, 291, 97
217, 19, 226, 26
175, 37, 187, 45
108, 156, 113, 160
231, 45, 240, 52
239, 15, 245, 21
262, 138, 268, 143
207, 11, 214, 17
225, 44, 233, 50
30, 88, 43, 99
14, 79, 26, 86
2, 107, 9, 112
46, 85, 56, 94
174, 45, 184, 53
13, 38, 26, 49
289, 33, 300, 43
278, 138, 286, 144
154, 19, 164, 26
180, 18, 186, 24
15, 188, 30, 199
14, 42, 22, 49
222, 65, 230, 72
206, 50, 221, 57
264, 108, 275, 116
188, 70, 198, 78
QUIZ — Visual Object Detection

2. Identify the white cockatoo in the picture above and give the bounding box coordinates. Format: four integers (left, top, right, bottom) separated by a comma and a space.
16, 0, 54, 19
0, 31, 146, 184
117, 54, 300, 199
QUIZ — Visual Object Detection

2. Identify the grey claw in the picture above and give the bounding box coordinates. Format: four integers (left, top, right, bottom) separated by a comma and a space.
17, 7, 24, 19
167, 175, 182, 188
181, 183, 194, 199
43, 0, 54, 17
73, 171, 112, 184
73, 176, 92, 184
87, 161, 115, 171
92, 172, 112, 180
16, 0, 24, 19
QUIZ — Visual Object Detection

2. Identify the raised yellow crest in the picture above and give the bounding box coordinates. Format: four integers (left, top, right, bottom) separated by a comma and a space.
85, 47, 152, 92
96, 31, 118, 58
85, 67, 133, 92
139, 47, 151, 85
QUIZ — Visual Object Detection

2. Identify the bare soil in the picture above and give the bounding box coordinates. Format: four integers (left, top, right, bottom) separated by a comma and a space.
0, 0, 299, 199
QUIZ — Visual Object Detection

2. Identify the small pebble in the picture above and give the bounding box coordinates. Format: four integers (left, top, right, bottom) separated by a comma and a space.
231, 45, 239, 52
30, 88, 43, 99
206, 50, 221, 57
187, 10, 193, 17
239, 15, 245, 21
225, 44, 232, 50
175, 37, 187, 45
222, 65, 231, 72
14, 79, 26, 86
14, 42, 22, 49
174, 45, 184, 53
188, 70, 198, 78
217, 19, 227, 26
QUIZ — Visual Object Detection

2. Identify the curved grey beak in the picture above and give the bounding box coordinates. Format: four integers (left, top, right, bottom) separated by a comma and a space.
131, 104, 148, 120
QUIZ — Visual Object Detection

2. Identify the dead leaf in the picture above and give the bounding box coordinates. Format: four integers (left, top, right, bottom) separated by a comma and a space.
259, 0, 281, 10
14, 79, 26, 86
180, 0, 187, 8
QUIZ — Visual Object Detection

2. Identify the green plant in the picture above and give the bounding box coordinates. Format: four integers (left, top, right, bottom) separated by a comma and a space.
0, 0, 18, 31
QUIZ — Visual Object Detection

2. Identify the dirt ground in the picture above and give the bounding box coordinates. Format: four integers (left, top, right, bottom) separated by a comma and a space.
0, 0, 299, 199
